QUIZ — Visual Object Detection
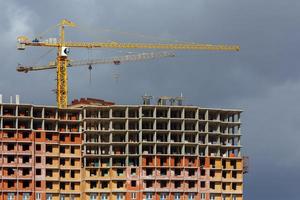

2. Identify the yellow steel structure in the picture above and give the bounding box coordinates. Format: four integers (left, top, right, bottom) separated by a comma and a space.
17, 52, 175, 73
17, 19, 240, 108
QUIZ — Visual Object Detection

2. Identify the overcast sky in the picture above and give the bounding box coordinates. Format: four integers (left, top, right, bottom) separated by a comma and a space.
1, 0, 300, 199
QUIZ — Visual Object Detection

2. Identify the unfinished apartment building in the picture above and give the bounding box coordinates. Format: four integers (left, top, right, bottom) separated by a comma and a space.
0, 97, 245, 200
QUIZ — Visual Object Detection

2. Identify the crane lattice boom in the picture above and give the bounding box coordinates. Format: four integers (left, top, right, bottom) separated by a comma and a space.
17, 51, 175, 73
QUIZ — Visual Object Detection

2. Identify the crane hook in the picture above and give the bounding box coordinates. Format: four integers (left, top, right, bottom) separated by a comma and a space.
88, 64, 92, 85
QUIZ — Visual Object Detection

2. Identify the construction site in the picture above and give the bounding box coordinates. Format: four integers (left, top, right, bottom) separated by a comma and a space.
0, 19, 246, 200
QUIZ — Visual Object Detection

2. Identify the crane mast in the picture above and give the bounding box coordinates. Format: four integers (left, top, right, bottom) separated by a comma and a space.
17, 19, 240, 108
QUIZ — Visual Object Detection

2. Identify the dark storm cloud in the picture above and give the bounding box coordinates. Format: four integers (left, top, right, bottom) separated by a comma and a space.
0, 0, 300, 199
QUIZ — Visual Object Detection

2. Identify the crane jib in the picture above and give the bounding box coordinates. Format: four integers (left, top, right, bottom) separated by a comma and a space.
23, 42, 240, 51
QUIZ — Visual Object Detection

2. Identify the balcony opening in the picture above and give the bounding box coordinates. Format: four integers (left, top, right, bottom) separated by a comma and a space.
161, 157, 168, 166
36, 157, 41, 163
60, 170, 66, 178
129, 145, 138, 154
117, 169, 124, 176
157, 133, 168, 142
8, 180, 15, 188
112, 158, 126, 166
23, 180, 30, 188
3, 107, 15, 116
7, 143, 15, 151
71, 170, 75, 178
185, 122, 196, 130
160, 180, 167, 188
60, 134, 66, 141
46, 170, 53, 177
36, 169, 41, 176
90, 169, 97, 177
175, 169, 181, 176
156, 109, 167, 118
46, 157, 53, 165
171, 110, 182, 118
157, 146, 167, 154
131, 181, 136, 187
230, 160, 237, 169
129, 157, 139, 166
23, 168, 30, 176
200, 181, 205, 188
117, 181, 124, 188
146, 168, 152, 176
60, 146, 66, 154
71, 134, 76, 142
8, 155, 15, 163
6, 132, 15, 138
101, 181, 109, 189
71, 146, 75, 154
33, 121, 42, 130
112, 122, 125, 130
101, 169, 109, 177
185, 110, 195, 118
156, 122, 168, 130
210, 182, 215, 189
46, 145, 53, 153
128, 109, 138, 118
210, 170, 215, 178
200, 170, 205, 176
8, 168, 15, 175
71, 159, 75, 166
145, 180, 153, 188
232, 171, 237, 178
71, 182, 75, 190
22, 143, 30, 151
100, 110, 109, 118
222, 171, 227, 178
60, 158, 66, 166
232, 183, 237, 190
131, 168, 136, 175
86, 110, 98, 118
46, 133, 52, 141
142, 121, 153, 129
142, 109, 154, 117
175, 157, 181, 166
22, 132, 30, 138
188, 169, 195, 176
175, 181, 181, 188
222, 183, 226, 190
36, 181, 41, 188
46, 182, 53, 189
161, 168, 167, 176
36, 144, 41, 151
60, 182, 65, 190
112, 110, 125, 118
188, 181, 195, 188
199, 110, 206, 120
90, 181, 97, 189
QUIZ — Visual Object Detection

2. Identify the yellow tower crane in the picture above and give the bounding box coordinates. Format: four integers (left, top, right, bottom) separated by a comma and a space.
17, 19, 240, 108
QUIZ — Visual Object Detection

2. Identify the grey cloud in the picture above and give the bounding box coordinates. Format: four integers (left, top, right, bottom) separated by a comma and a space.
1, 0, 300, 199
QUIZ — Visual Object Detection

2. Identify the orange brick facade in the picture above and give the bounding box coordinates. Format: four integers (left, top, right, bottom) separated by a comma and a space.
0, 103, 244, 200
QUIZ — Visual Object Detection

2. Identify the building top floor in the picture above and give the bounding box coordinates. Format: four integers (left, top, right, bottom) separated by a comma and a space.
0, 103, 242, 123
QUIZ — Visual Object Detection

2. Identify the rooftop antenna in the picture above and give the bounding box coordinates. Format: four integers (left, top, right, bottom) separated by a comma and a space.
176, 93, 184, 106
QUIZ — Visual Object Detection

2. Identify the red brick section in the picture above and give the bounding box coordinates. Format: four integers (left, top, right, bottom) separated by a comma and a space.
71, 98, 115, 106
